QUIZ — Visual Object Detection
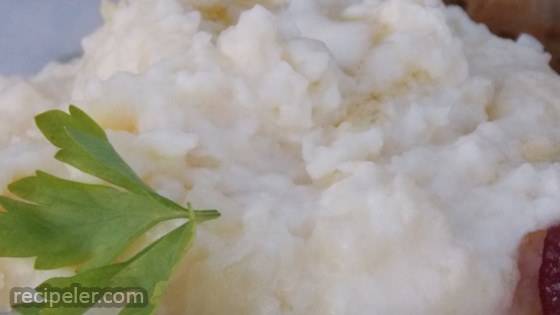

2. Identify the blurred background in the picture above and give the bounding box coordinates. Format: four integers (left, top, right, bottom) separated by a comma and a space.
0, 0, 559, 76
0, 0, 101, 76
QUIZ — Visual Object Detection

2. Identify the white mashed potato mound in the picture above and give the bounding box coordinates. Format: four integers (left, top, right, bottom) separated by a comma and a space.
1, 0, 560, 314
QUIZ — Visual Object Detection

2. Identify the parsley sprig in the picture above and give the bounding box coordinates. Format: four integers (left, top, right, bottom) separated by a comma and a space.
0, 105, 219, 314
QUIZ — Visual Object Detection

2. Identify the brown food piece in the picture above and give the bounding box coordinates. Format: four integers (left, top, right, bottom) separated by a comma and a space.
443, 0, 560, 72
511, 225, 560, 315
540, 225, 560, 315
511, 230, 546, 315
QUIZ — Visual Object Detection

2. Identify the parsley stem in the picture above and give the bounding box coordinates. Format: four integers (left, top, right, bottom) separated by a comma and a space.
193, 209, 221, 223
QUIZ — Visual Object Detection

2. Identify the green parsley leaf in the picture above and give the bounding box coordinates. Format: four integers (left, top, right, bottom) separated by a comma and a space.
0, 171, 187, 270
16, 221, 195, 315
0, 105, 219, 314
35, 105, 150, 195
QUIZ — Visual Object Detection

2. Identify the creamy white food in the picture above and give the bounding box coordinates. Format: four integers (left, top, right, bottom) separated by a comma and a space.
1, 0, 560, 314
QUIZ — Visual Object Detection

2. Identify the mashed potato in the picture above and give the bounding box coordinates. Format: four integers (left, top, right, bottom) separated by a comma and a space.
1, 0, 560, 314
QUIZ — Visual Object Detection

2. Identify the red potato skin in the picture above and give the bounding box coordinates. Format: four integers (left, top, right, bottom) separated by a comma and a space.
511, 230, 545, 315
540, 225, 560, 315
509, 225, 560, 315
